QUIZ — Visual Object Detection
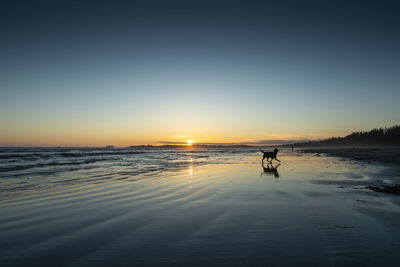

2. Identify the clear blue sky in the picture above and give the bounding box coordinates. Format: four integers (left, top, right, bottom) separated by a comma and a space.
1, 0, 399, 146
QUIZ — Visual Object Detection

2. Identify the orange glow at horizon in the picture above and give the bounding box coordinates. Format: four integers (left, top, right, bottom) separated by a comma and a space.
0, 132, 343, 147
0, 121, 347, 147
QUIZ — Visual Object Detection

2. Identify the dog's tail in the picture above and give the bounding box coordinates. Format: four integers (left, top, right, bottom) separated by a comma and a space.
259, 149, 265, 153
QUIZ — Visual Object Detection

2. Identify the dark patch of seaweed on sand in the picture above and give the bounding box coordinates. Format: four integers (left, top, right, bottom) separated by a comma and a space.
367, 184, 400, 194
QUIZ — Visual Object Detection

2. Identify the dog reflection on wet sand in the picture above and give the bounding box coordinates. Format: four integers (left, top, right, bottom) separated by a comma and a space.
261, 162, 280, 178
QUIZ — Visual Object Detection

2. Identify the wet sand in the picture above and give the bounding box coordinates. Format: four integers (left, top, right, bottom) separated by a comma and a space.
298, 147, 400, 165
1, 152, 400, 266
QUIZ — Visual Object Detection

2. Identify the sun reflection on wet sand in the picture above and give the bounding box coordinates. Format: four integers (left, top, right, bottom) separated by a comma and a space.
187, 156, 193, 188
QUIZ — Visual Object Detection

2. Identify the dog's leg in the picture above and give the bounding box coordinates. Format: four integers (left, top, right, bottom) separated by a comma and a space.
274, 157, 281, 162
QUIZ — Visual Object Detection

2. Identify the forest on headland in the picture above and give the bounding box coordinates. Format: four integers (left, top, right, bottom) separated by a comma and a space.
291, 125, 400, 147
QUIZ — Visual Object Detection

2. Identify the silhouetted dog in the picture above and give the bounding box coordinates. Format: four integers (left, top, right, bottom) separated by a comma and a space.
260, 149, 280, 163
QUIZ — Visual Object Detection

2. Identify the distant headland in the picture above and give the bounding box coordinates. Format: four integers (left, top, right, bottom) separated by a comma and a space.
289, 125, 400, 148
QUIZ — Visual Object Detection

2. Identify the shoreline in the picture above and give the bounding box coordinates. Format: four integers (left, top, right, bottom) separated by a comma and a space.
297, 147, 400, 166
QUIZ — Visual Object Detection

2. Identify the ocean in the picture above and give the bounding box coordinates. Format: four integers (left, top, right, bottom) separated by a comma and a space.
0, 147, 256, 198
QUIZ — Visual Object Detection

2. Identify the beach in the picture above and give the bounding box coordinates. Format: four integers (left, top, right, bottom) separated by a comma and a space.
298, 147, 400, 165
1, 148, 400, 266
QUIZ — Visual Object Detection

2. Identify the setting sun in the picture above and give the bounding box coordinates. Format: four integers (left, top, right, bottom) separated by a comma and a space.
186, 139, 195, 146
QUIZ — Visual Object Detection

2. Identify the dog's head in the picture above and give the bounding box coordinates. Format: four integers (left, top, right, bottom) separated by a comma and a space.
274, 149, 279, 153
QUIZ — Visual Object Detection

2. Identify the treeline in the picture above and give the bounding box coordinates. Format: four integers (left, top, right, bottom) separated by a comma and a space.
293, 125, 400, 147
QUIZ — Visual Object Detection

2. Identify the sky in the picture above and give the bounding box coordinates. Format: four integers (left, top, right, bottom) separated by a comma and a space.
1, 0, 399, 146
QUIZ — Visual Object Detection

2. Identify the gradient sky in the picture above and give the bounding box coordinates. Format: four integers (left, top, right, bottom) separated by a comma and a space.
1, 0, 399, 146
